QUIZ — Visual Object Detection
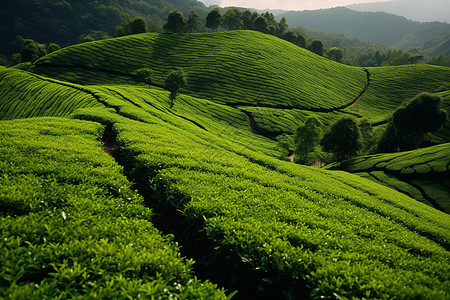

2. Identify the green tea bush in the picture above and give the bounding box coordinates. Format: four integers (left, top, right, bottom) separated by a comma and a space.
0, 117, 227, 299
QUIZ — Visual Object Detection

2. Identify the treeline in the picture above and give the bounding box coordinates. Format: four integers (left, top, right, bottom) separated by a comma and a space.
0, 0, 209, 57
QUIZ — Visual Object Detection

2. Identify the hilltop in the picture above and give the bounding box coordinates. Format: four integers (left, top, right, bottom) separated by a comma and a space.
1, 30, 449, 299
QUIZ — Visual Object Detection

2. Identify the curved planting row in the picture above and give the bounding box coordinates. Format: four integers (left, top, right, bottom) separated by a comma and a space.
34, 31, 366, 110
327, 143, 450, 213
0, 67, 101, 120
0, 117, 227, 299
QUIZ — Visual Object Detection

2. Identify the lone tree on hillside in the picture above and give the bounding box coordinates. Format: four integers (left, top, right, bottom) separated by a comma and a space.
186, 11, 202, 33
117, 16, 149, 36
309, 40, 324, 56
294, 116, 324, 165
378, 92, 448, 152
164, 10, 187, 33
165, 68, 187, 108
135, 68, 153, 86
321, 117, 362, 163
206, 8, 222, 31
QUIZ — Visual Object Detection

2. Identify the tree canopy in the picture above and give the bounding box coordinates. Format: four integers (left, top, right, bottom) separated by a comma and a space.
186, 11, 202, 33
165, 68, 187, 107
294, 116, 323, 165
378, 93, 448, 152
321, 117, 362, 162
206, 8, 221, 31
117, 16, 149, 37
163, 10, 187, 33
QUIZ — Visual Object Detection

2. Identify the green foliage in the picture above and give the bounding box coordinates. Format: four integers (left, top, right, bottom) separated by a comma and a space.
206, 8, 221, 31
275, 133, 294, 158
326, 47, 344, 63
321, 117, 362, 162
163, 10, 187, 34
135, 67, 152, 85
21, 39, 46, 63
294, 116, 323, 165
309, 40, 324, 56
328, 143, 450, 213
186, 11, 202, 33
222, 8, 243, 31
378, 93, 448, 152
282, 30, 306, 48
0, 68, 101, 120
46, 43, 61, 54
117, 16, 149, 37
1, 34, 450, 297
33, 31, 367, 110
0, 117, 227, 299
253, 16, 269, 34
165, 68, 187, 107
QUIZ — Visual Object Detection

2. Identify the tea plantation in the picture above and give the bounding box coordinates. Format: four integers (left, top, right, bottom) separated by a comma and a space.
326, 142, 450, 213
1, 31, 449, 299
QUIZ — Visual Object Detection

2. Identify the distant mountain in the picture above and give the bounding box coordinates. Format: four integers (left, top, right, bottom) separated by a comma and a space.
280, 7, 450, 51
347, 0, 450, 23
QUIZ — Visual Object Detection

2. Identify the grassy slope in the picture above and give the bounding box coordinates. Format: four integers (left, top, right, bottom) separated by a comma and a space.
0, 67, 101, 120
0, 117, 227, 299
343, 65, 450, 123
1, 31, 449, 298
326, 143, 450, 213
33, 31, 367, 110
70, 90, 449, 299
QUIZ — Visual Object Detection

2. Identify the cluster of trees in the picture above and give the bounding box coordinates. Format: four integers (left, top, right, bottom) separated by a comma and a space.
7, 38, 61, 65
278, 93, 448, 165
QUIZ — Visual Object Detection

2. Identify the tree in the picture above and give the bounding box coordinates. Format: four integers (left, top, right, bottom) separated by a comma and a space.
117, 16, 148, 36
135, 68, 153, 86
378, 93, 448, 152
165, 68, 187, 108
222, 8, 243, 31
46, 43, 61, 54
327, 47, 344, 63
276, 134, 295, 158
277, 17, 288, 37
206, 8, 221, 31
20, 39, 46, 63
241, 10, 254, 30
164, 10, 187, 33
321, 117, 362, 162
186, 11, 202, 33
309, 40, 324, 56
294, 116, 324, 165
253, 16, 269, 33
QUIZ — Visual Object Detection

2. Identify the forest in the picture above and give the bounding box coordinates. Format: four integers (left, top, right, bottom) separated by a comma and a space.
0, 1, 449, 299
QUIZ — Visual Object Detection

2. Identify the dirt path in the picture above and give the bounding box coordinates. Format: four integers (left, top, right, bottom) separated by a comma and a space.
344, 69, 370, 109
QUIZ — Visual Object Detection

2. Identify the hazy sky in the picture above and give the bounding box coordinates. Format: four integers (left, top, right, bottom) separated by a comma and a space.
200, 0, 392, 11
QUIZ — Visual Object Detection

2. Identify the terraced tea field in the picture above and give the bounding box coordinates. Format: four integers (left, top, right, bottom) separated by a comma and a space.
33, 31, 367, 110
327, 143, 450, 213
1, 30, 449, 299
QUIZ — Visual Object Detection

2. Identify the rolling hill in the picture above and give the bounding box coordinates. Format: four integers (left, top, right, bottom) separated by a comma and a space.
1, 31, 449, 299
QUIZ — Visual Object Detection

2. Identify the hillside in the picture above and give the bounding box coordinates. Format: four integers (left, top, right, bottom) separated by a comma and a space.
326, 142, 450, 213
1, 31, 449, 299
347, 0, 450, 23
280, 7, 450, 51
33, 31, 367, 110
